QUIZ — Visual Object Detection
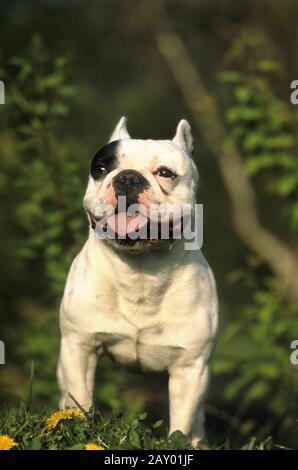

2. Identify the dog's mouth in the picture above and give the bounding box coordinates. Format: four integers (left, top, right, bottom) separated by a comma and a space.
87, 209, 184, 247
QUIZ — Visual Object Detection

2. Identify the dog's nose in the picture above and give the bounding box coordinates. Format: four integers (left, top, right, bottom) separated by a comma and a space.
113, 170, 148, 195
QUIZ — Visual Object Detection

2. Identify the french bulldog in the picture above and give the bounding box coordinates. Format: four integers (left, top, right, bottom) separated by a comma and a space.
57, 117, 218, 446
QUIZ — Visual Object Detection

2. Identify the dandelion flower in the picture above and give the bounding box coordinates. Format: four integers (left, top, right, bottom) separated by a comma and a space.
46, 408, 86, 430
0, 435, 18, 450
85, 443, 105, 450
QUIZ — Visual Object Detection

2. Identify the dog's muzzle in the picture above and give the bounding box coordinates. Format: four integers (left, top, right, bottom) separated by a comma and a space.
112, 169, 150, 208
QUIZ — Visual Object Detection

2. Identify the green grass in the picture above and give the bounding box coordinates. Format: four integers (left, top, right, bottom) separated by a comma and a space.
0, 405, 284, 450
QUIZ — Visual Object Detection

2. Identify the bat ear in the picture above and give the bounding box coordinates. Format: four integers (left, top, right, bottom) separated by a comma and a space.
172, 119, 193, 155
109, 116, 131, 142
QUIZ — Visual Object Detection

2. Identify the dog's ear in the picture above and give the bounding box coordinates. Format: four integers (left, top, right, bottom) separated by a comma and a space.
109, 116, 131, 142
172, 119, 193, 155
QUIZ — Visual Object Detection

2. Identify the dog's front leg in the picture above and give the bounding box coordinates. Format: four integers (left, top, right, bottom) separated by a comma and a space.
86, 351, 98, 402
60, 334, 94, 411
168, 358, 209, 446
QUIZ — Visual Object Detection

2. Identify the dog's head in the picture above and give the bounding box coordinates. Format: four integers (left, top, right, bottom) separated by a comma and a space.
83, 116, 199, 253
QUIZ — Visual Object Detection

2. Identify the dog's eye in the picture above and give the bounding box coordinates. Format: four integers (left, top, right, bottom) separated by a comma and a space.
156, 167, 177, 180
94, 165, 107, 175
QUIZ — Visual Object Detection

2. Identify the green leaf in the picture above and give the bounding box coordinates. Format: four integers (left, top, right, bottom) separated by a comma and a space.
263, 135, 294, 150
226, 106, 262, 123
153, 420, 163, 429
218, 71, 242, 83
29, 437, 42, 450
243, 132, 267, 151
256, 59, 281, 73
33, 100, 48, 115
69, 443, 85, 450
245, 381, 270, 401
50, 103, 69, 116
275, 174, 298, 196
169, 430, 189, 449
245, 154, 275, 176
235, 86, 252, 103
129, 429, 141, 449
44, 73, 64, 88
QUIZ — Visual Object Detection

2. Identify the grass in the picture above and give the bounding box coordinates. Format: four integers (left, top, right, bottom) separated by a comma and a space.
0, 404, 284, 450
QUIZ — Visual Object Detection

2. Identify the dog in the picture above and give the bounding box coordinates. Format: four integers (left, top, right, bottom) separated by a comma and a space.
57, 117, 218, 446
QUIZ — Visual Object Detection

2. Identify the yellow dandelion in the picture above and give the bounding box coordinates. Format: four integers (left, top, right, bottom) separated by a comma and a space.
46, 408, 86, 430
85, 443, 105, 450
0, 435, 18, 451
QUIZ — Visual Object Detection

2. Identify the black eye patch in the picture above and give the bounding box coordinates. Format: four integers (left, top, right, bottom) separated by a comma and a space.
90, 140, 119, 180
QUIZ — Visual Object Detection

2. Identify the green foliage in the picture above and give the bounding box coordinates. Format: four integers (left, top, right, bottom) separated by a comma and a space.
0, 406, 190, 450
220, 31, 298, 232
213, 274, 298, 434
1, 35, 85, 298
0, 405, 282, 450
215, 31, 298, 444
0, 36, 88, 408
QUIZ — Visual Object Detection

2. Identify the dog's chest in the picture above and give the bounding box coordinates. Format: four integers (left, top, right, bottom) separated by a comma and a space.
97, 322, 184, 373
65, 248, 203, 372
96, 273, 186, 371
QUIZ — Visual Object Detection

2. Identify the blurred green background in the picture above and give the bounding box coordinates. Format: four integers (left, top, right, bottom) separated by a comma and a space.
0, 0, 297, 448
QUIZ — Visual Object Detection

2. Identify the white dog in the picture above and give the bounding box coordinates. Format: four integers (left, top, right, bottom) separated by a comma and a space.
58, 117, 218, 446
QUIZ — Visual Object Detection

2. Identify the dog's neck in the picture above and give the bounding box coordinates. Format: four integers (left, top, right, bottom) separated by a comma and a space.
86, 228, 189, 276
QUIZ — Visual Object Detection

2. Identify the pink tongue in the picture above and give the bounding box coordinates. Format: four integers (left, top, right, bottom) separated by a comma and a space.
107, 213, 148, 237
